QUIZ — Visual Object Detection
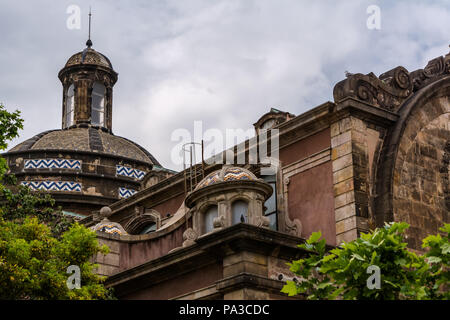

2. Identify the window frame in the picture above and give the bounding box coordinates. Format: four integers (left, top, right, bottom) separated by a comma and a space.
91, 82, 106, 127
65, 84, 75, 127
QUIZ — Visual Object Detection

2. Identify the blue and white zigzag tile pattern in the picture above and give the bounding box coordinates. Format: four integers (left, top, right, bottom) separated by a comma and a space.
25, 159, 81, 170
119, 187, 137, 199
21, 181, 82, 192
116, 165, 146, 180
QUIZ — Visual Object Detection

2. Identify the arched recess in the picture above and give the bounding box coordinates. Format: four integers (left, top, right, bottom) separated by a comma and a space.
374, 76, 450, 249
231, 199, 249, 224
124, 209, 161, 235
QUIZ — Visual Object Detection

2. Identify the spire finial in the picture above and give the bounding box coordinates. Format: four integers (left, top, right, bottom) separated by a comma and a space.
86, 7, 93, 48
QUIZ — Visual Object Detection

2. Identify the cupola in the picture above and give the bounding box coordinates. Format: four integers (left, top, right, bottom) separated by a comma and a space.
58, 39, 118, 132
185, 166, 273, 236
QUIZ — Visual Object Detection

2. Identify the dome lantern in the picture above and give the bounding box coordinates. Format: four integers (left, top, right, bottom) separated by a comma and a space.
58, 44, 118, 132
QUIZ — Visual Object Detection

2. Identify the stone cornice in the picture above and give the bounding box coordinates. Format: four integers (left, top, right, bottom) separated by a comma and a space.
333, 50, 450, 114
334, 66, 412, 112
282, 148, 331, 178
332, 97, 399, 127
105, 224, 310, 297
50, 192, 118, 206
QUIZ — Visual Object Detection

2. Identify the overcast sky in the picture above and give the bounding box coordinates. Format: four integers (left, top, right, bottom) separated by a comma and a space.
0, 0, 449, 171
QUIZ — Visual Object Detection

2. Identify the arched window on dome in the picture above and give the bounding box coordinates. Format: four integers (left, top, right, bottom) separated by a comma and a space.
65, 84, 75, 127
203, 205, 218, 234
232, 200, 248, 225
91, 82, 106, 127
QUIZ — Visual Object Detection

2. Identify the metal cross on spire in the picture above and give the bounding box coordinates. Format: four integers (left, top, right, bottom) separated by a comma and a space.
86, 7, 93, 48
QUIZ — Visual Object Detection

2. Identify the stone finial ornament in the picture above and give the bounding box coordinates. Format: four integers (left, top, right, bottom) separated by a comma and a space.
254, 215, 270, 228
92, 206, 127, 236
100, 206, 113, 219
213, 215, 226, 230
182, 228, 198, 247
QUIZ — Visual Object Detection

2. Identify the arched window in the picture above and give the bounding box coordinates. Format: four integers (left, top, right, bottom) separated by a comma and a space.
232, 200, 248, 225
203, 205, 218, 233
139, 222, 156, 235
91, 82, 106, 126
260, 118, 276, 131
65, 84, 75, 127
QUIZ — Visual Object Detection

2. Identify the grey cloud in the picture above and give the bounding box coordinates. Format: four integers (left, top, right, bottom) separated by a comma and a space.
1, 0, 449, 171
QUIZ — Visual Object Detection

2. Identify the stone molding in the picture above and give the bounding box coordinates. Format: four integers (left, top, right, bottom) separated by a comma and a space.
105, 223, 310, 299
282, 148, 331, 179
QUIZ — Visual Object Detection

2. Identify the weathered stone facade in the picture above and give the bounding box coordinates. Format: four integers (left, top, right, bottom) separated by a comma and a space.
392, 93, 450, 249
92, 49, 450, 299
5, 43, 450, 299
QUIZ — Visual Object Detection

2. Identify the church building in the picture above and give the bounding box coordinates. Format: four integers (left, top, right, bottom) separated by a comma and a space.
3, 37, 450, 299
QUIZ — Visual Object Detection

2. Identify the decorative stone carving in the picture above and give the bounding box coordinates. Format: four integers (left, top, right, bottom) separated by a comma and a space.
284, 217, 302, 237
182, 228, 198, 247
410, 54, 450, 91
213, 215, 226, 230
254, 215, 270, 228
281, 175, 302, 237
333, 66, 413, 112
336, 50, 450, 112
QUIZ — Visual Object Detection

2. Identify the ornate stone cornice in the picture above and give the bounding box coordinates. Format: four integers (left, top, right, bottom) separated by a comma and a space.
333, 66, 412, 112
410, 53, 450, 91
333, 49, 450, 113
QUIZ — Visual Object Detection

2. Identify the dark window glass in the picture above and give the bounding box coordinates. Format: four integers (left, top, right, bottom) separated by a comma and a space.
232, 200, 248, 225
139, 223, 156, 234
204, 205, 218, 233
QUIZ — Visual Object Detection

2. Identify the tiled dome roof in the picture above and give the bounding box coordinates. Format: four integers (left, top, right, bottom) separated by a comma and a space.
195, 166, 257, 190
9, 127, 160, 165
65, 48, 114, 69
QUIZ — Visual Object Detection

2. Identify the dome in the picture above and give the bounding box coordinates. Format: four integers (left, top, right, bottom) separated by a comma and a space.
195, 166, 258, 190
64, 48, 114, 70
9, 127, 160, 165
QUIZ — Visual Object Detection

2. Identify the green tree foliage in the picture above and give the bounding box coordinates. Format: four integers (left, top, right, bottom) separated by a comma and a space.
0, 103, 23, 180
281, 222, 449, 300
0, 103, 113, 299
0, 216, 110, 299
